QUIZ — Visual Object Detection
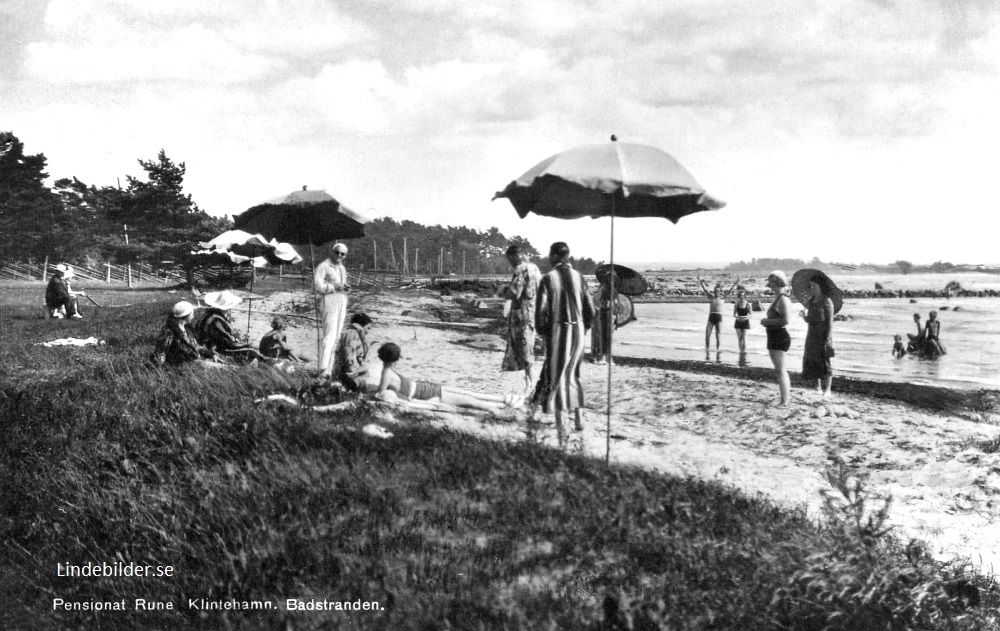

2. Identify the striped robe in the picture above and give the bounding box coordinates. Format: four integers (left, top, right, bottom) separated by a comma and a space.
532, 262, 595, 413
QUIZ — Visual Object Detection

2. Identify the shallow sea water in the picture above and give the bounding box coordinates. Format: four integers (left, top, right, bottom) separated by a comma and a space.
615, 297, 1000, 391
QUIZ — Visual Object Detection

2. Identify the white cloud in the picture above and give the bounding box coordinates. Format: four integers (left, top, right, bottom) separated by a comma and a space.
26, 24, 284, 84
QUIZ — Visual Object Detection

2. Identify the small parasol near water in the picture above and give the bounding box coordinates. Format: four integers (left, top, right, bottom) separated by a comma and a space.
595, 263, 648, 297
608, 292, 638, 328
791, 269, 843, 315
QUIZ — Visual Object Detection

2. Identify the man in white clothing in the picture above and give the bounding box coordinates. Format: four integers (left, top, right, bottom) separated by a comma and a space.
314, 243, 350, 378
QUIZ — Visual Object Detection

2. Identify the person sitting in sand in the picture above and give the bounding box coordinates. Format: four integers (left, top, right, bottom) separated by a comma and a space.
376, 342, 520, 412
334, 313, 373, 391
45, 264, 84, 319
259, 317, 310, 362
196, 291, 269, 364
698, 276, 739, 360
923, 310, 945, 357
150, 301, 219, 366
892, 334, 907, 358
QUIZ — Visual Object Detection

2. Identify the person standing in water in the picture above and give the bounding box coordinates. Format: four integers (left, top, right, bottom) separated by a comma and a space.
698, 276, 739, 361
732, 288, 752, 364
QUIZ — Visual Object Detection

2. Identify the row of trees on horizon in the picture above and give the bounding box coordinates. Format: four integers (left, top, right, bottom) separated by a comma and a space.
721, 258, 991, 275
0, 131, 601, 276
5, 131, 978, 279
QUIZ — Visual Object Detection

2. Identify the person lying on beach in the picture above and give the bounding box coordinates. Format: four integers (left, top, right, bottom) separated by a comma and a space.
923, 311, 946, 357
376, 342, 521, 412
259, 317, 310, 362
698, 276, 739, 360
892, 334, 907, 358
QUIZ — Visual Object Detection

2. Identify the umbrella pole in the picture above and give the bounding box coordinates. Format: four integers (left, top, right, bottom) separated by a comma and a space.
247, 265, 254, 337
311, 245, 323, 376
606, 200, 616, 467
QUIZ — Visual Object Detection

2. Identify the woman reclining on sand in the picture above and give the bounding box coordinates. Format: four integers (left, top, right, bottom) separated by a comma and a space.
375, 342, 523, 411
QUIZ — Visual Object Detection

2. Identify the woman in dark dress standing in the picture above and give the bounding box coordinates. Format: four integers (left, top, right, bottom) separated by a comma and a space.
800, 273, 836, 398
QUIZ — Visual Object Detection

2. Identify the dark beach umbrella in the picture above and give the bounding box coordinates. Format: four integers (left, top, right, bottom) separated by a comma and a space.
235, 187, 368, 245
791, 269, 844, 315
596, 263, 649, 297
493, 136, 725, 463
234, 187, 371, 371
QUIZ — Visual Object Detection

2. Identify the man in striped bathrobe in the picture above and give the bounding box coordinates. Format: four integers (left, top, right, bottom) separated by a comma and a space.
532, 241, 595, 444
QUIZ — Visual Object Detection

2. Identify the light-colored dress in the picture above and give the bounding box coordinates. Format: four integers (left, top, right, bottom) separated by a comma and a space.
532, 263, 595, 414
314, 258, 348, 375
500, 261, 541, 372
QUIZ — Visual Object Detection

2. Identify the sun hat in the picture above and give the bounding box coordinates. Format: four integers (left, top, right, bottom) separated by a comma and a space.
790, 269, 843, 314
767, 270, 788, 287
171, 301, 195, 318
54, 264, 74, 279
203, 290, 243, 311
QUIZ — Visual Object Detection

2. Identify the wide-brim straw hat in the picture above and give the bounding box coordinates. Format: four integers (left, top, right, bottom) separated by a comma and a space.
54, 263, 74, 278
203, 290, 243, 311
791, 269, 843, 314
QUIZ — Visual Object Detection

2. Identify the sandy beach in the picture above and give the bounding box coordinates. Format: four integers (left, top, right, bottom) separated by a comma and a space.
241, 285, 1000, 575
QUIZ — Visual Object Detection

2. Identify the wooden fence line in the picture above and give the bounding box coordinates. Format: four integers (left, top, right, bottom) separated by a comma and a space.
1, 261, 451, 290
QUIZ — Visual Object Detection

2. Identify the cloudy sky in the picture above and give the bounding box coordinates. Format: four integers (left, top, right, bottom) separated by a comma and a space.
2, 0, 998, 265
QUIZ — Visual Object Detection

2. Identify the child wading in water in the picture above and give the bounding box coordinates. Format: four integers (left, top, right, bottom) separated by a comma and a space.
892, 334, 907, 358
376, 342, 522, 411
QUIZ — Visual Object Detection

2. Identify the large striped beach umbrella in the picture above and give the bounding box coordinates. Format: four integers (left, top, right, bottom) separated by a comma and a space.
493, 136, 726, 464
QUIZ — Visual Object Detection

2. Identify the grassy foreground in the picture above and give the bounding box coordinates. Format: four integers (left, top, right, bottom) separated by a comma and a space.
1, 285, 997, 630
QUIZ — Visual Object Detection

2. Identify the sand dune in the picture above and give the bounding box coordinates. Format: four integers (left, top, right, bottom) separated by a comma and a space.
242, 286, 1000, 574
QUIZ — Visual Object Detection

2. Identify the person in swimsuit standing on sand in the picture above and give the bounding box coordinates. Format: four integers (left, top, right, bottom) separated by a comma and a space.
760, 271, 792, 406
698, 276, 739, 361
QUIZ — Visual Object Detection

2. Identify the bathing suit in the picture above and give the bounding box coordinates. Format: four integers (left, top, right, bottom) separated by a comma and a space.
397, 373, 443, 401
734, 303, 751, 330
708, 313, 722, 326
764, 297, 791, 352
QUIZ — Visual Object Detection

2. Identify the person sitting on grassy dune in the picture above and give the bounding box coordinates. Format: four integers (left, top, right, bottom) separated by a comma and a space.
195, 291, 269, 364
375, 342, 521, 411
45, 264, 84, 319
334, 313, 373, 391
150, 301, 219, 366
